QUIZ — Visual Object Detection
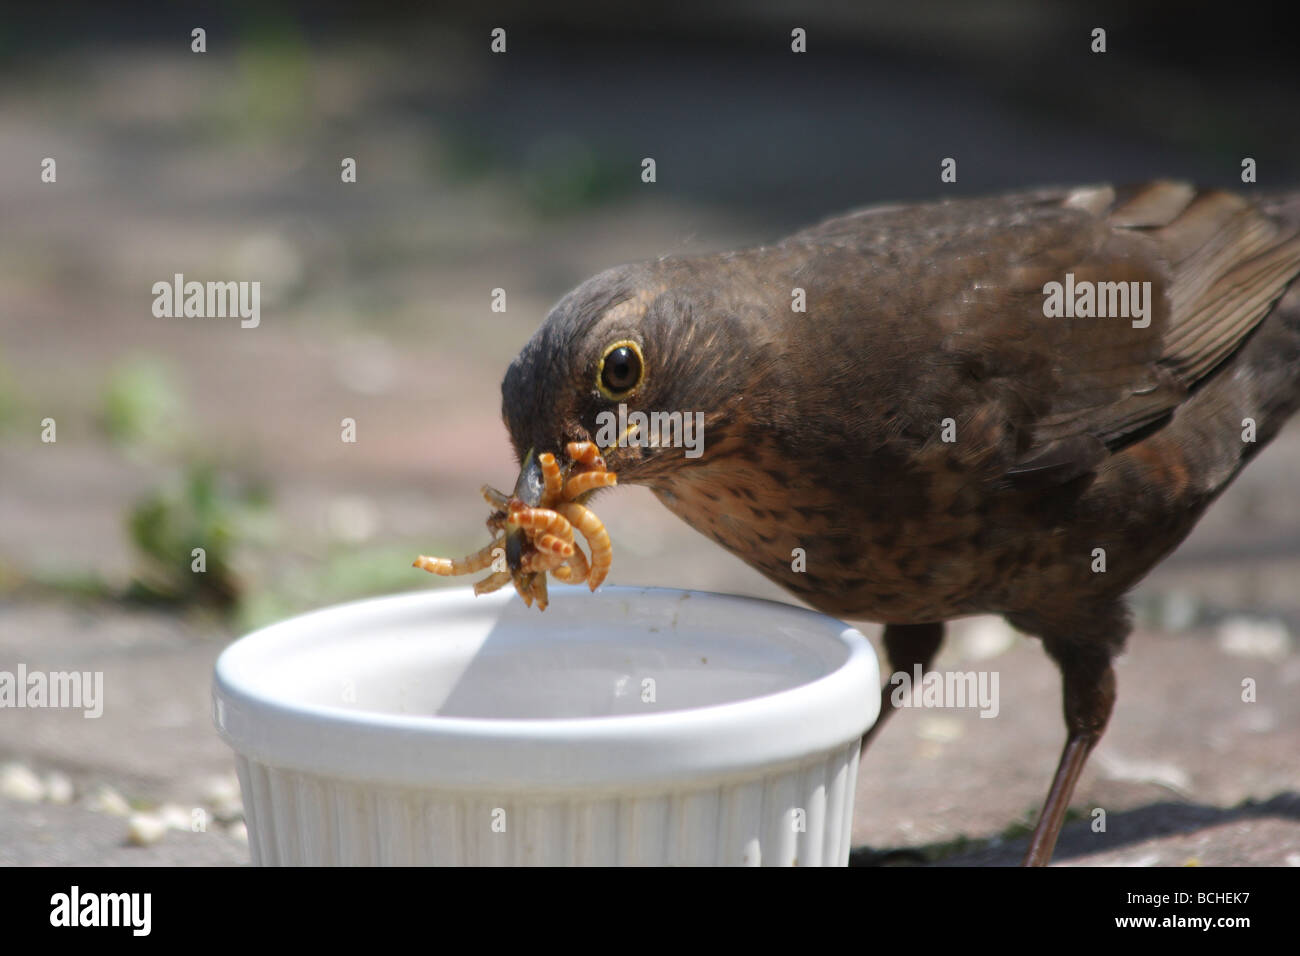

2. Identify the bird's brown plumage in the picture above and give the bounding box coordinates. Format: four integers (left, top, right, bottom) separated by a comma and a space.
499, 182, 1300, 863
504, 182, 1300, 621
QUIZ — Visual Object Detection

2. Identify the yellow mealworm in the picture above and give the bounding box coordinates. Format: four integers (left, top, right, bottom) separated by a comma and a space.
486, 510, 508, 535
509, 506, 574, 543
552, 544, 590, 584
559, 502, 611, 590
564, 469, 617, 501
522, 549, 566, 573
413, 538, 504, 576
531, 571, 550, 611
513, 572, 535, 607
473, 570, 513, 595
534, 533, 575, 557
481, 485, 510, 509
565, 441, 605, 469
419, 450, 618, 610
538, 452, 564, 504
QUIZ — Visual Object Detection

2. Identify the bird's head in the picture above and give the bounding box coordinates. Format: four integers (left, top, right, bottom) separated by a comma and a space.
501, 260, 761, 497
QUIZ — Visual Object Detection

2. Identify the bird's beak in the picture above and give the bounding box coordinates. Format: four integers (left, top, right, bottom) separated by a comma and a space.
506, 448, 545, 572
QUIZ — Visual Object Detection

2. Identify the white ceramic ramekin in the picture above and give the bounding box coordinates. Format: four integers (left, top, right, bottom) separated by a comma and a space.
213, 586, 878, 866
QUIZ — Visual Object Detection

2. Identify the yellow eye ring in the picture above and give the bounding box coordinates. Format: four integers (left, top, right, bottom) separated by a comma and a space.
596, 340, 645, 399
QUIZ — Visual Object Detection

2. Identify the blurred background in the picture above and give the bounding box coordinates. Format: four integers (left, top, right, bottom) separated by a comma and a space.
1, 1, 1297, 865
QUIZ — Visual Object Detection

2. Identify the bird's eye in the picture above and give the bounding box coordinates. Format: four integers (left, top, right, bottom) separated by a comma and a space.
597, 341, 644, 398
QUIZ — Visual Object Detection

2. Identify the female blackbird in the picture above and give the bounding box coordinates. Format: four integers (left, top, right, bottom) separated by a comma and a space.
499, 182, 1300, 865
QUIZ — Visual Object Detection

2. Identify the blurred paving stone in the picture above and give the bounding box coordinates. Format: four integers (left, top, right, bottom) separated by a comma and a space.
853, 627, 1300, 865
0, 601, 235, 801
0, 799, 247, 866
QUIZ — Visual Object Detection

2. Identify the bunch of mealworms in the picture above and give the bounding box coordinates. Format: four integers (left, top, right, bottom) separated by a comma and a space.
413, 442, 616, 610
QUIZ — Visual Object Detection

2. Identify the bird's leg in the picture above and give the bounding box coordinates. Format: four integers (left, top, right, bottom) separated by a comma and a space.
1022, 640, 1117, 866
860, 622, 945, 754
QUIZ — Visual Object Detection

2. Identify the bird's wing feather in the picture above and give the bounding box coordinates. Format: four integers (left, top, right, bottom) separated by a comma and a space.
791, 182, 1300, 486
